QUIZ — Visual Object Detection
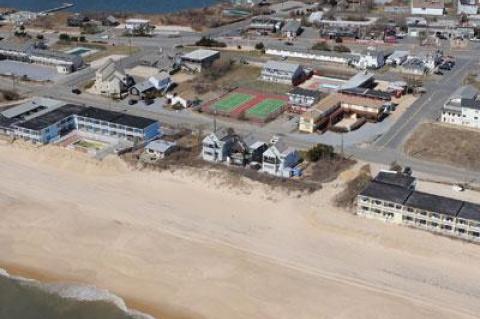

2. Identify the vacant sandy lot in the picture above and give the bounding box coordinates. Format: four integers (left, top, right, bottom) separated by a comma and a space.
0, 142, 480, 319
405, 122, 480, 171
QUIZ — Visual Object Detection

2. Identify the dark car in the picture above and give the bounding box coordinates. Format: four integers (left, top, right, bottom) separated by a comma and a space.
439, 64, 451, 71
128, 99, 137, 105
284, 41, 294, 46
434, 70, 443, 75
71, 88, 81, 94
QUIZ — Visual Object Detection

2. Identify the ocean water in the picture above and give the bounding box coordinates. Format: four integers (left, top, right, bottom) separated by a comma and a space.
0, 0, 221, 14
0, 269, 153, 319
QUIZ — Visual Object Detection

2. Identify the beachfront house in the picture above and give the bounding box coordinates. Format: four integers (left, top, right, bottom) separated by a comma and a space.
149, 71, 172, 91
227, 134, 268, 166
94, 59, 134, 98
144, 139, 177, 159
262, 141, 300, 177
202, 128, 236, 162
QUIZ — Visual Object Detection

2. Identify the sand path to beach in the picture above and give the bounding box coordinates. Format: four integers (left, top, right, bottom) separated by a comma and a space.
0, 142, 480, 319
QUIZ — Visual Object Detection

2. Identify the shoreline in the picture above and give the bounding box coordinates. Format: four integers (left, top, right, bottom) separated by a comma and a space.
1, 262, 193, 319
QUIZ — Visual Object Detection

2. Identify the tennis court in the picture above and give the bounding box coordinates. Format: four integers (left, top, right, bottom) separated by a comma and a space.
246, 99, 286, 119
213, 93, 254, 112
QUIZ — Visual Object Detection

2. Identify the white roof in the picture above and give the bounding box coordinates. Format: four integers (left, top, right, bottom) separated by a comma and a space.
145, 140, 176, 153
264, 60, 301, 73
126, 19, 150, 24
181, 49, 219, 61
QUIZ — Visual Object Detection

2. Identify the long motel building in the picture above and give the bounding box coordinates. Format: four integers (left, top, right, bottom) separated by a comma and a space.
357, 171, 480, 243
0, 98, 160, 144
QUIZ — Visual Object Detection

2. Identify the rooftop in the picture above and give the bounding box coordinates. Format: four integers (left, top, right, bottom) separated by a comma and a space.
181, 49, 219, 62
78, 107, 158, 129
288, 87, 323, 99
1, 97, 63, 120
412, 0, 445, 9
405, 191, 464, 217
16, 104, 85, 131
374, 171, 416, 189
457, 202, 480, 222
263, 60, 301, 73
145, 139, 176, 153
359, 181, 413, 204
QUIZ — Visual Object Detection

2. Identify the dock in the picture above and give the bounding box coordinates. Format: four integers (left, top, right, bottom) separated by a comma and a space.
40, 3, 74, 14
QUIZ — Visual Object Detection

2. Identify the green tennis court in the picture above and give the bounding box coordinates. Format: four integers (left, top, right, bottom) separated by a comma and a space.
246, 99, 285, 118
213, 93, 253, 112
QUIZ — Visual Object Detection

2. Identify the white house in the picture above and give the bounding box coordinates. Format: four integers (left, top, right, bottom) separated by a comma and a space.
125, 19, 152, 34
94, 59, 132, 98
442, 85, 480, 129
144, 140, 177, 159
386, 50, 410, 66
411, 0, 445, 15
201, 128, 236, 162
262, 141, 300, 177
458, 0, 479, 14
149, 71, 172, 91
352, 50, 385, 70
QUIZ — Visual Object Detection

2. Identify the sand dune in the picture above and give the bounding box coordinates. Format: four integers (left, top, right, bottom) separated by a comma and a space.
0, 141, 480, 319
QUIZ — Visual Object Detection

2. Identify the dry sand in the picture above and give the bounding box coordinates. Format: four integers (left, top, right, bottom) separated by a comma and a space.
1, 141, 480, 319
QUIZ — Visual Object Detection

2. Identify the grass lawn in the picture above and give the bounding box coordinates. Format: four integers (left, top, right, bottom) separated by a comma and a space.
246, 99, 285, 118
73, 139, 106, 150
213, 93, 253, 112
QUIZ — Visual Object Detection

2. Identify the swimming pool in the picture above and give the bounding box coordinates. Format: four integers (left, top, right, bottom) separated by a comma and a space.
66, 47, 97, 57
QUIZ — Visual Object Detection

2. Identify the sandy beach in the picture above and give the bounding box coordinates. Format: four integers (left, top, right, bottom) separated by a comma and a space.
1, 141, 480, 319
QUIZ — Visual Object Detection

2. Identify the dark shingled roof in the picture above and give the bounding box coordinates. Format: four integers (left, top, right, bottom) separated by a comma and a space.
374, 172, 416, 189
78, 107, 157, 129
405, 191, 464, 217
288, 87, 323, 99
359, 182, 412, 204
458, 202, 480, 222
16, 104, 85, 131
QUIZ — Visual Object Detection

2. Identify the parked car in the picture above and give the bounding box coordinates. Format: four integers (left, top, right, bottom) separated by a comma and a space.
128, 99, 137, 105
434, 70, 443, 75
71, 88, 81, 95
439, 64, 451, 71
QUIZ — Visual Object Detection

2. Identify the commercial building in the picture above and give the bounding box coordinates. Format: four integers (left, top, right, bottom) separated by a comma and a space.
299, 88, 391, 133
357, 172, 480, 243
1, 98, 160, 144
411, 0, 445, 15
248, 16, 284, 33
261, 60, 304, 85
180, 49, 220, 72
0, 40, 84, 74
266, 45, 356, 65
442, 85, 480, 129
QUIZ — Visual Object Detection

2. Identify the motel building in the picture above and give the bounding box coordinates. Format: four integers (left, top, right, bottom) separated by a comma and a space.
5, 99, 160, 144
357, 171, 480, 243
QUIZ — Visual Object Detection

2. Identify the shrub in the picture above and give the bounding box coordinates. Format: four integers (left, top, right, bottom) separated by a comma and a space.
311, 42, 331, 51
334, 165, 372, 207
195, 36, 226, 48
255, 42, 265, 50
333, 44, 350, 52
306, 144, 335, 162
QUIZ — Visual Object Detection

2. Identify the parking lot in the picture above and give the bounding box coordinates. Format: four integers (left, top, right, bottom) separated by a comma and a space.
0, 60, 61, 81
